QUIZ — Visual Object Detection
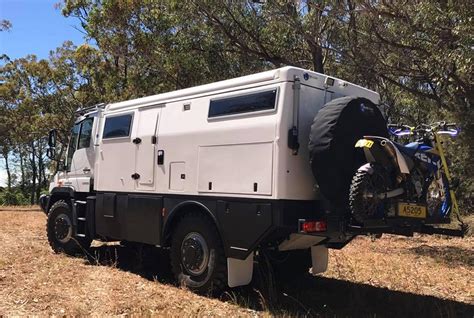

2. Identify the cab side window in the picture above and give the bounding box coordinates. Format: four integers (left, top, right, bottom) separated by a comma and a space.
78, 118, 94, 149
66, 124, 80, 171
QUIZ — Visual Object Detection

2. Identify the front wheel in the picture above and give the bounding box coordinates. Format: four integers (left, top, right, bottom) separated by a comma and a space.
349, 165, 389, 224
46, 200, 91, 255
170, 214, 227, 294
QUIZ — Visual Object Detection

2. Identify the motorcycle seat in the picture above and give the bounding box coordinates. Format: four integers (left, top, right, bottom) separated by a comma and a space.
394, 141, 420, 157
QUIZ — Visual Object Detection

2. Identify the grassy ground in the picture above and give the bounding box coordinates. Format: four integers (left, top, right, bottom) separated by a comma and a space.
0, 206, 472, 317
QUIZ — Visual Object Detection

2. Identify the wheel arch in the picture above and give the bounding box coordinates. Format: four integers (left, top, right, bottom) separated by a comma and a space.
162, 201, 225, 250
46, 187, 75, 213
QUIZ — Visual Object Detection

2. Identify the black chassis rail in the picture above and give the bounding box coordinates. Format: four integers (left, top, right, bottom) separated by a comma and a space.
85, 191, 353, 260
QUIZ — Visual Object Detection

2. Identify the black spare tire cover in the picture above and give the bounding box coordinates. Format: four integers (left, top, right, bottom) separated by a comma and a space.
308, 96, 388, 207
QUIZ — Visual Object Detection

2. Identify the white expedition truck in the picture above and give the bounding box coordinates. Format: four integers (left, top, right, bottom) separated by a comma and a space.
40, 66, 452, 294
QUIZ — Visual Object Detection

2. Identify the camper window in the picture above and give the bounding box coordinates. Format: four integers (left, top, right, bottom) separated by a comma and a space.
208, 89, 277, 118
103, 114, 133, 139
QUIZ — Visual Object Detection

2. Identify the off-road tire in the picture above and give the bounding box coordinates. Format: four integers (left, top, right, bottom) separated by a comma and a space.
349, 167, 385, 224
46, 200, 91, 255
170, 213, 227, 294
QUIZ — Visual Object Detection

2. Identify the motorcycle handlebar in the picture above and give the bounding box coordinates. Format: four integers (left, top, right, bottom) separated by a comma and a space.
388, 122, 459, 138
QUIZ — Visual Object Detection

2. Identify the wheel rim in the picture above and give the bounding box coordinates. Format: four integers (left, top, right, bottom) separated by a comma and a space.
181, 232, 209, 276
361, 172, 385, 217
54, 213, 72, 244
426, 177, 445, 215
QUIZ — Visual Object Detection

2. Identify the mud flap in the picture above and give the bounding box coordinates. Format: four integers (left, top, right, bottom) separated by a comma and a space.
227, 252, 254, 288
310, 245, 328, 275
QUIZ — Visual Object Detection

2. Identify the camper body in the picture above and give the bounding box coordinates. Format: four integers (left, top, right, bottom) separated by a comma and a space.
42, 66, 379, 290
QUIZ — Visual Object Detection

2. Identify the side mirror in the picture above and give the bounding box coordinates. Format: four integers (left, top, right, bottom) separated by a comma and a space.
57, 160, 65, 171
46, 147, 56, 160
48, 129, 57, 148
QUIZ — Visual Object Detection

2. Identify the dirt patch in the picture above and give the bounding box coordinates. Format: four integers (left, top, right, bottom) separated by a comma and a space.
0, 208, 472, 316
0, 205, 41, 212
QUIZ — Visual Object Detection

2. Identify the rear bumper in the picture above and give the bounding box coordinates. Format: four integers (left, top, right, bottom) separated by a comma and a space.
39, 195, 49, 214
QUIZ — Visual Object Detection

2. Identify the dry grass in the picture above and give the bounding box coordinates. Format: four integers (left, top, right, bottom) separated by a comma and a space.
0, 206, 473, 317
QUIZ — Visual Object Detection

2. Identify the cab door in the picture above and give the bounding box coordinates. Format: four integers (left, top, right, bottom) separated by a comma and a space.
66, 117, 95, 192
134, 106, 162, 191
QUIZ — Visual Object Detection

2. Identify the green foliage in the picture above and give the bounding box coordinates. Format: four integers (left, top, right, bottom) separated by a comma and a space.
0, 190, 29, 206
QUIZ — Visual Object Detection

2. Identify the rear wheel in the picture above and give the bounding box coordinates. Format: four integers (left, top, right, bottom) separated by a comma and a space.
170, 214, 227, 294
349, 166, 388, 224
46, 200, 91, 255
426, 175, 447, 217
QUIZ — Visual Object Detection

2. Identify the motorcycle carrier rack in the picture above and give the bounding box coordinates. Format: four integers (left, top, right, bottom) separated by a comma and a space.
346, 224, 465, 238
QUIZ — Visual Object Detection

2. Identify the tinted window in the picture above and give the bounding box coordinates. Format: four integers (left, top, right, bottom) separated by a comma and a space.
78, 118, 94, 149
209, 89, 277, 118
103, 114, 132, 139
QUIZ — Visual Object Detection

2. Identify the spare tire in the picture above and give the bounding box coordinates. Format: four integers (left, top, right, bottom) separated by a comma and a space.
308, 96, 388, 208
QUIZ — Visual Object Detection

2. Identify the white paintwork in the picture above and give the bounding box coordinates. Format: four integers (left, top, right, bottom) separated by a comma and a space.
227, 252, 254, 288
278, 233, 326, 251
169, 162, 186, 191
198, 142, 273, 195
90, 66, 379, 199
96, 111, 137, 192
60, 111, 101, 193
310, 245, 328, 275
135, 107, 162, 190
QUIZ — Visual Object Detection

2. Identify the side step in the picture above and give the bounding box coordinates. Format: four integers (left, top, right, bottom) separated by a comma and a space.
74, 200, 88, 238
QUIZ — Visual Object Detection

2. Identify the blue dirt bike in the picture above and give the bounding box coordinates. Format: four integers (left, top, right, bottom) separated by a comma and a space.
349, 122, 466, 236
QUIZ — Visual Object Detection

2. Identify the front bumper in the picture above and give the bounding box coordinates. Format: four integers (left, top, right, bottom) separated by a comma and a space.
39, 194, 49, 214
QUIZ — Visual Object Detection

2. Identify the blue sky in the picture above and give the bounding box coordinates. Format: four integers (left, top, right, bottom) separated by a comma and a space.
1, 0, 86, 60
1, 0, 86, 186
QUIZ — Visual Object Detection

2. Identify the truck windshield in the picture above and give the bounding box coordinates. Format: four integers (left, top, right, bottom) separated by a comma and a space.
65, 123, 80, 171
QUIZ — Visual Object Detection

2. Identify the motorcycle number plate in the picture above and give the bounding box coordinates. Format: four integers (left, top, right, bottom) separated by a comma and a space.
398, 203, 427, 218
355, 139, 374, 148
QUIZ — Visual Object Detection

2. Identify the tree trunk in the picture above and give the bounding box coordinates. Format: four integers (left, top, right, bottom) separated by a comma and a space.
307, 1, 325, 74
312, 45, 325, 74
30, 141, 37, 205
19, 149, 25, 192
3, 149, 12, 191
36, 145, 43, 203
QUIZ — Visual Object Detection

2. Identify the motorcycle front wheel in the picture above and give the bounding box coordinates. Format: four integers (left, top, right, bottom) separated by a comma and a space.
349, 165, 390, 224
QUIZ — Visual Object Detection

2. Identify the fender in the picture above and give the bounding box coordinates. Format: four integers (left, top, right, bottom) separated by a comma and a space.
46, 187, 75, 212
163, 200, 224, 247
356, 136, 410, 174
163, 200, 254, 288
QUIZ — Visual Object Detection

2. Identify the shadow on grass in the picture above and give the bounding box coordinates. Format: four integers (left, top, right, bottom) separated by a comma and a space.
409, 244, 474, 267
82, 243, 473, 317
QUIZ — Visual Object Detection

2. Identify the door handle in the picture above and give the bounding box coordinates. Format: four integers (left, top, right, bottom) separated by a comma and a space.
83, 168, 91, 173
157, 150, 164, 165
133, 137, 142, 144
131, 173, 140, 180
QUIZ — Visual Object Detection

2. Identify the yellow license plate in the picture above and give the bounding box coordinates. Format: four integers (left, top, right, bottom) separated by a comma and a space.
355, 139, 374, 148
398, 203, 427, 218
